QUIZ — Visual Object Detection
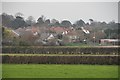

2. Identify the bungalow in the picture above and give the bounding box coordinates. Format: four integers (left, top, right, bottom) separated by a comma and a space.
100, 39, 120, 45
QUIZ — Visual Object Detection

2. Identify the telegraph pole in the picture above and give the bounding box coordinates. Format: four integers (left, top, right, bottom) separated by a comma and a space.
93, 31, 95, 46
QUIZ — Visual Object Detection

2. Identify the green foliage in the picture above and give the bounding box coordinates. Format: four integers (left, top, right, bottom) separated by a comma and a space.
11, 16, 27, 29
75, 19, 85, 27
1, 13, 14, 27
2, 27, 12, 39
37, 15, 45, 26
26, 16, 35, 26
57, 34, 63, 39
2, 46, 119, 55
61, 20, 72, 27
19, 41, 30, 46
2, 54, 118, 65
104, 29, 119, 39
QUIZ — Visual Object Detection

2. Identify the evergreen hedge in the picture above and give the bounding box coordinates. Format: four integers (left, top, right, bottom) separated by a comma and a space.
2, 55, 119, 65
2, 46, 119, 54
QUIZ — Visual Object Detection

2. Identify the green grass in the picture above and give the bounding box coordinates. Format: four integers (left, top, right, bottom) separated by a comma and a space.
0, 64, 2, 78
2, 64, 118, 78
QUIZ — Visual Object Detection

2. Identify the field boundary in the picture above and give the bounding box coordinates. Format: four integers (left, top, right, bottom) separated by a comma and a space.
2, 55, 119, 65
2, 46, 119, 54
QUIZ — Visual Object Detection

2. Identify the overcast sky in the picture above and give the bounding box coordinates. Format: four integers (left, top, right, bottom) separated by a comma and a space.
2, 2, 118, 23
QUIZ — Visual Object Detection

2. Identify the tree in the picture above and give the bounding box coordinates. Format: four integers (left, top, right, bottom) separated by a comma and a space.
44, 19, 50, 26
15, 12, 24, 18
37, 15, 45, 25
37, 17, 44, 24
11, 16, 27, 29
75, 19, 85, 27
51, 19, 59, 24
2, 27, 13, 39
61, 20, 72, 27
1, 13, 14, 27
54, 22, 60, 26
26, 16, 35, 26
57, 34, 63, 39
104, 28, 119, 39
50, 19, 60, 26
89, 19, 93, 22
89, 19, 94, 25
86, 22, 89, 25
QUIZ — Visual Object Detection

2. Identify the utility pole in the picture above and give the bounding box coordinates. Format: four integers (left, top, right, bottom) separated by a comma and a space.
93, 31, 95, 46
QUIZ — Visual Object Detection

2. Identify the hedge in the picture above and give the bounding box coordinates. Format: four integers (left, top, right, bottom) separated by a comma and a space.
2, 46, 119, 54
2, 55, 119, 65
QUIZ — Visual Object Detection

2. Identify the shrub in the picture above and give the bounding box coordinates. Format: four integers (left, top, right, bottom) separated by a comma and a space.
2, 46, 119, 55
2, 55, 119, 65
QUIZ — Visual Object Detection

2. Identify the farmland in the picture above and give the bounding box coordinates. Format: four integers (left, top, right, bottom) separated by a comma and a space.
2, 64, 118, 78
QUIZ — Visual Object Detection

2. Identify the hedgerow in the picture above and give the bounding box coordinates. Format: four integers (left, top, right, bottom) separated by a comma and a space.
2, 55, 119, 65
2, 46, 119, 54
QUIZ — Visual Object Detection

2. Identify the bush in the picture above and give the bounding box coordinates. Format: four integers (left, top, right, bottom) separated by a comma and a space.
2, 55, 119, 65
2, 46, 119, 55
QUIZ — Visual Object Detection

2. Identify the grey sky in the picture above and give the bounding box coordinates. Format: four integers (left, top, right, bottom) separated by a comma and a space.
2, 2, 118, 23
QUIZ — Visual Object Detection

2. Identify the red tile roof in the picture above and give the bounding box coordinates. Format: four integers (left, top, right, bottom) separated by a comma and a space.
50, 27, 70, 33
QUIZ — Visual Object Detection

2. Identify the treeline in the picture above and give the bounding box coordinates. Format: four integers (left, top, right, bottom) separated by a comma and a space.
0, 13, 119, 28
1, 12, 120, 39
2, 46, 119, 55
1, 12, 88, 28
2, 55, 119, 65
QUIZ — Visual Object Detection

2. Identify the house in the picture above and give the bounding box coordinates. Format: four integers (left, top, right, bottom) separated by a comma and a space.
47, 34, 54, 40
25, 26, 40, 35
81, 27, 90, 34
14, 27, 40, 36
100, 39, 120, 45
12, 27, 39, 43
11, 30, 20, 37
65, 30, 80, 43
49, 26, 70, 34
35, 33, 59, 46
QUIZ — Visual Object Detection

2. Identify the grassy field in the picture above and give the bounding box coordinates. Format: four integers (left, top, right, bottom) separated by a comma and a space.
2, 64, 118, 78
